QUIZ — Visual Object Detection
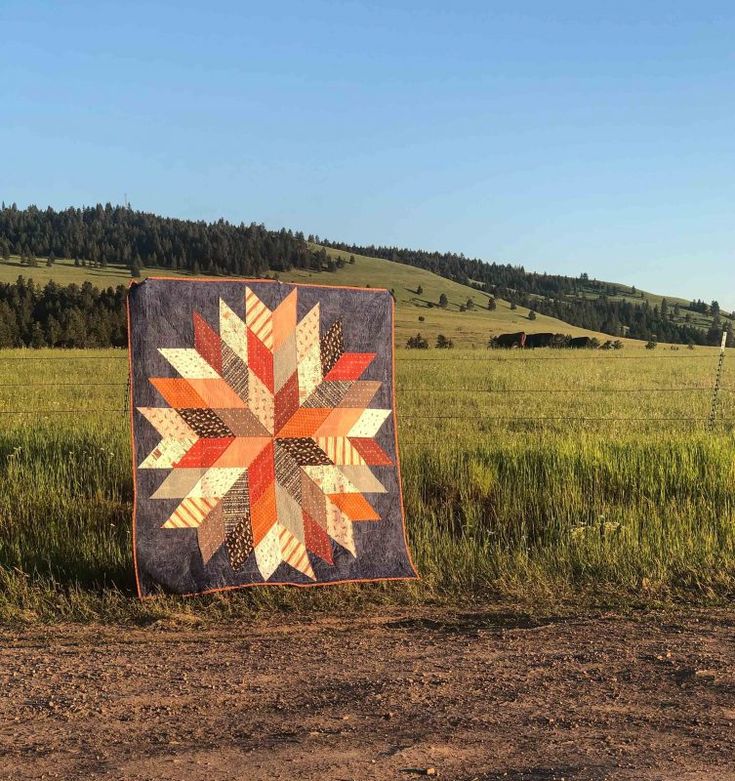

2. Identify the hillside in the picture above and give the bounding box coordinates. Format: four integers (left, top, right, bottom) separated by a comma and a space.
321, 238, 733, 346
576, 279, 733, 335
3, 251, 728, 336
0, 252, 648, 349
305, 246, 634, 347
2, 203, 731, 347
0, 256, 147, 287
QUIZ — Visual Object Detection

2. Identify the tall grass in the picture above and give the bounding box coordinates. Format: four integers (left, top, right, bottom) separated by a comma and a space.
0, 348, 733, 621
403, 435, 735, 600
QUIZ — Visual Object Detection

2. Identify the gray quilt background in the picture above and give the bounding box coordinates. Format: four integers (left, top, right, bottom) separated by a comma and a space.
128, 278, 417, 596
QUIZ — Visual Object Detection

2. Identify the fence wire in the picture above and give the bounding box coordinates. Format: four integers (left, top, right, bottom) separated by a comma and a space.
0, 352, 727, 362
401, 354, 727, 361
0, 349, 731, 429
2, 383, 733, 393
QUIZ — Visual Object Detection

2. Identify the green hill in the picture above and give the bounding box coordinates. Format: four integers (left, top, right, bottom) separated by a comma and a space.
575, 279, 733, 334
305, 246, 630, 347
0, 251, 646, 349
3, 203, 729, 347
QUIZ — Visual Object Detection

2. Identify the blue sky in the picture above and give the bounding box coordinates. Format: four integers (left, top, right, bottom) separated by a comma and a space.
2, 1, 733, 309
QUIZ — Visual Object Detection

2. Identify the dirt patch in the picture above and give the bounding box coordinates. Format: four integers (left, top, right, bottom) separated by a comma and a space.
1, 607, 734, 781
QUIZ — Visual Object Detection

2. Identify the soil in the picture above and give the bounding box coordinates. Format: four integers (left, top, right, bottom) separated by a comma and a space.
1, 607, 734, 781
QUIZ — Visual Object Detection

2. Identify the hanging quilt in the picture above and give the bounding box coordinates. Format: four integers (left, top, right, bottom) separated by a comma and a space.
128, 278, 416, 596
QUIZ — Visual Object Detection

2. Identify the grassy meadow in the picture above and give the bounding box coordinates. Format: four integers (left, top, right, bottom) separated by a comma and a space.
0, 346, 733, 622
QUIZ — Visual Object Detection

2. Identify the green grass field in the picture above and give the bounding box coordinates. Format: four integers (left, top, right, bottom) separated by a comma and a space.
0, 346, 732, 622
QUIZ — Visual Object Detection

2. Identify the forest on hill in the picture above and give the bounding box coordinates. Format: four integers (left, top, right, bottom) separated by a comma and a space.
0, 203, 325, 277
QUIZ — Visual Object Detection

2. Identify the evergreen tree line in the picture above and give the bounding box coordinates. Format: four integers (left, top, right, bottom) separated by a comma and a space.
320, 238, 731, 346
0, 278, 127, 348
0, 203, 322, 276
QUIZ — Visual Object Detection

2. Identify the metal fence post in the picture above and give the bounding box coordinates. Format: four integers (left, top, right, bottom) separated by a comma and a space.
707, 330, 728, 431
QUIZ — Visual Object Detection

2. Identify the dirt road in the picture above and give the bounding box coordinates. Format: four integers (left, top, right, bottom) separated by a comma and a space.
1, 607, 734, 781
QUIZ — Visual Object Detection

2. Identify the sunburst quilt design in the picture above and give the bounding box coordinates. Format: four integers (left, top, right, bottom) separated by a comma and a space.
129, 279, 415, 595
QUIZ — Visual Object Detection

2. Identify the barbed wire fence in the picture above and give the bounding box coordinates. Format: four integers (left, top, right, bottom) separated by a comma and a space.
0, 336, 730, 434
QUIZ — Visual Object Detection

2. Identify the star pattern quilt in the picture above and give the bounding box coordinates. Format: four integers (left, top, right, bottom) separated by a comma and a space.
128, 278, 416, 596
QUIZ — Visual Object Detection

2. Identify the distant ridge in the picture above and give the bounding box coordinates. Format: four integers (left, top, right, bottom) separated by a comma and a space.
0, 202, 731, 347
318, 238, 733, 347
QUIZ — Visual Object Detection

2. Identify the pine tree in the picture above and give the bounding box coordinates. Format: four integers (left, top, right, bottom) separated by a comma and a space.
406, 333, 429, 349
436, 334, 454, 349
439, 293, 448, 308
30, 322, 46, 348
706, 315, 723, 346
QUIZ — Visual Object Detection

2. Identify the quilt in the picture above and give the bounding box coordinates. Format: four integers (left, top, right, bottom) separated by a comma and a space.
128, 278, 416, 596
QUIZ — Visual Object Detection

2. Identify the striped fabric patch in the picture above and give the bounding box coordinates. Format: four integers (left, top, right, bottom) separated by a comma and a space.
278, 526, 315, 579
246, 287, 273, 350
315, 437, 366, 466
163, 496, 219, 528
